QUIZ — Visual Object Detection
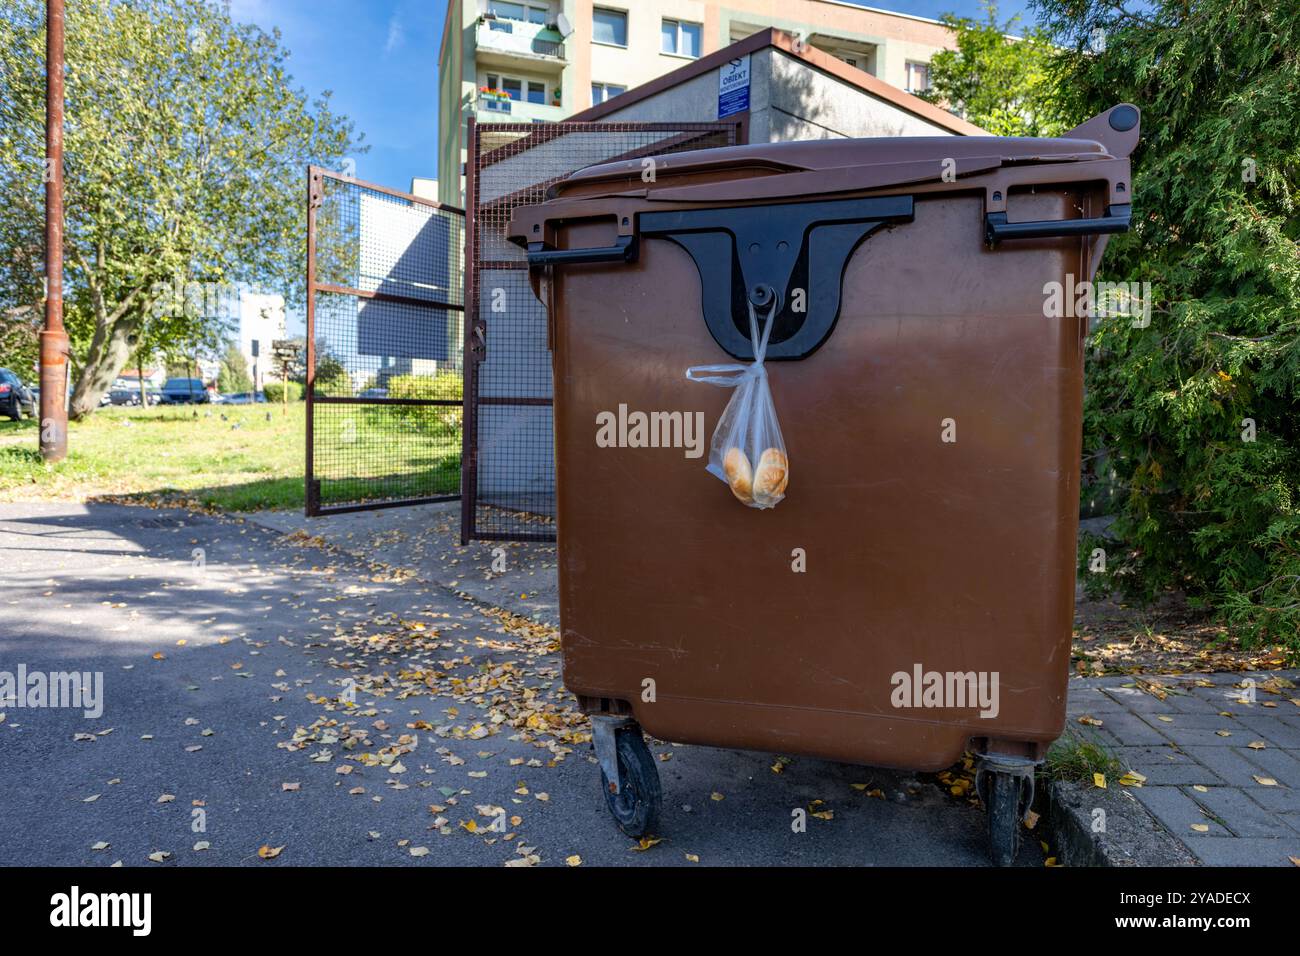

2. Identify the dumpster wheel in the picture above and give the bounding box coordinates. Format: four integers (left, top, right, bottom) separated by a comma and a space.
598, 725, 662, 838
976, 760, 1035, 867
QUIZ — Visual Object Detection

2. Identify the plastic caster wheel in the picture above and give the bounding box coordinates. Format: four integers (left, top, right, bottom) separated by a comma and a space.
978, 769, 1031, 867
599, 727, 662, 838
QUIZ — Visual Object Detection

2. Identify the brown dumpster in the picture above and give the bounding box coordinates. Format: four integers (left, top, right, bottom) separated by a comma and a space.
507, 105, 1139, 865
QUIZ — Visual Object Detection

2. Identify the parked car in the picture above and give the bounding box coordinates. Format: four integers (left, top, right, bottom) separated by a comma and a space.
109, 386, 161, 406
159, 378, 211, 405
358, 387, 388, 400
0, 368, 36, 421
222, 391, 267, 405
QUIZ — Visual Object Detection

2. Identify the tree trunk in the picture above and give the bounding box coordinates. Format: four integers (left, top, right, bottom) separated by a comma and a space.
69, 317, 136, 419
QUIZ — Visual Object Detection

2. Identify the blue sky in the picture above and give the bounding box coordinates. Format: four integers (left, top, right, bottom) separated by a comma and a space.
228, 0, 1035, 193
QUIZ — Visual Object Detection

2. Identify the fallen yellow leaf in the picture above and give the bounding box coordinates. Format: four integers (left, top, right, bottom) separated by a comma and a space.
257, 844, 284, 859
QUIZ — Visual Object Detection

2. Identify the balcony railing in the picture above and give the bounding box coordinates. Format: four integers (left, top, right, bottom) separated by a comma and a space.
476, 19, 566, 62
531, 37, 564, 58
474, 97, 566, 123
478, 94, 513, 114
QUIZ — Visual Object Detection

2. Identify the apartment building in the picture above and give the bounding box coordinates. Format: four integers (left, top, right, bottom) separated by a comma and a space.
436, 0, 959, 205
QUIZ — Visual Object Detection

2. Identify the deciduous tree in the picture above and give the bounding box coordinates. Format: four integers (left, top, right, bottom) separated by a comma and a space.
920, 0, 1066, 136
0, 0, 363, 417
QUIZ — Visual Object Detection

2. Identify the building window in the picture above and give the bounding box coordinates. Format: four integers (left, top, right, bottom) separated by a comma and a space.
488, 1, 548, 24
591, 82, 627, 105
661, 18, 702, 57
485, 74, 547, 106
593, 7, 627, 47
904, 60, 931, 93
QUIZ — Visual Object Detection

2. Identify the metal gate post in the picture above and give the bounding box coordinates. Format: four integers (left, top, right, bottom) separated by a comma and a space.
460, 117, 479, 545
305, 166, 321, 516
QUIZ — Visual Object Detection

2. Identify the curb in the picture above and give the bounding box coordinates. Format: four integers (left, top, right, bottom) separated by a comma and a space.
1047, 777, 1198, 866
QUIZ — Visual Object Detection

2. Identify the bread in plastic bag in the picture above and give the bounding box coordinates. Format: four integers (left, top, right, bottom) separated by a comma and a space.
686, 302, 789, 509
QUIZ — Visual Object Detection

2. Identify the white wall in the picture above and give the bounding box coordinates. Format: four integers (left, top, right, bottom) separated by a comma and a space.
590, 47, 958, 138
238, 293, 286, 390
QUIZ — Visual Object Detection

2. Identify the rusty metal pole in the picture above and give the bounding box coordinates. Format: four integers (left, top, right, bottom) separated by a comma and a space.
39, 0, 69, 462
305, 168, 320, 514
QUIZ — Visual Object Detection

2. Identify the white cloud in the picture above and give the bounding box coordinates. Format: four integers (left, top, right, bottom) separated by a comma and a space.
384, 16, 405, 53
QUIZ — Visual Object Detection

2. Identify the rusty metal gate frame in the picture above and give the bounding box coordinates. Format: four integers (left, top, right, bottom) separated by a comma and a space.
461, 118, 742, 544
306, 166, 467, 517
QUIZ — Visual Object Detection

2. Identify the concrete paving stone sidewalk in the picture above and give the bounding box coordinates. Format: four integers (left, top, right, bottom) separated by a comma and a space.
1066, 671, 1300, 866
0, 502, 1037, 867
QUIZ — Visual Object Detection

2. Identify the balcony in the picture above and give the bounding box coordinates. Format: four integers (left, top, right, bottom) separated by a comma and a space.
475, 94, 566, 124
475, 18, 567, 73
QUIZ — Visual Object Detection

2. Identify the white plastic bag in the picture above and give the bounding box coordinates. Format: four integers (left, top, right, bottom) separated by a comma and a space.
686, 302, 789, 509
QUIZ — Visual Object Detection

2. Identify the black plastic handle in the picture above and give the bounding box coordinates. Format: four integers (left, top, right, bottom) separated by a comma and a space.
985, 204, 1131, 245
641, 194, 914, 361
526, 234, 638, 265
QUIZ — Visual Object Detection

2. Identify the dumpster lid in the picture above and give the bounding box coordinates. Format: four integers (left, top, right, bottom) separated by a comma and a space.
507, 105, 1139, 364
548, 105, 1140, 204
560, 135, 1097, 192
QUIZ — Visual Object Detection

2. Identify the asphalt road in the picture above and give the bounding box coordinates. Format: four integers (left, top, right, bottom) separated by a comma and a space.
0, 502, 1041, 867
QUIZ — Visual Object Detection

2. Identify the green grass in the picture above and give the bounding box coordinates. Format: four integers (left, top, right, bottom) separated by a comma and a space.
0, 402, 460, 512
1044, 729, 1123, 784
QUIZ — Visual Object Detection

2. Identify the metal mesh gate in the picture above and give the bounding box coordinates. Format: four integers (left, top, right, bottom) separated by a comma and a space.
306, 167, 466, 516
462, 120, 741, 542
